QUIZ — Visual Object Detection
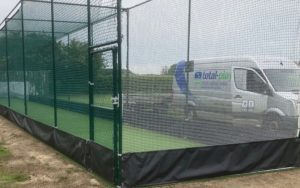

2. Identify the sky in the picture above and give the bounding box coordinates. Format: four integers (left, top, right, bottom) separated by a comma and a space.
0, 0, 19, 25
126, 0, 300, 74
1, 0, 300, 75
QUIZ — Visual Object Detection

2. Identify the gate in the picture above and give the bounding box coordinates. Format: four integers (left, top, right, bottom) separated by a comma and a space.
89, 47, 121, 185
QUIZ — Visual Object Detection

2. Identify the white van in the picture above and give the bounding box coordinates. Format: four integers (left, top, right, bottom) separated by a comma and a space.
173, 57, 300, 134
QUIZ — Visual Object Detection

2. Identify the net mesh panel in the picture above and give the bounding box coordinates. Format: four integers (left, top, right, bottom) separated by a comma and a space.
91, 0, 117, 149
54, 1, 89, 140
123, 0, 193, 153
188, 0, 299, 145
7, 12, 25, 115
0, 0, 117, 150
0, 28, 8, 106
94, 51, 114, 148
23, 1, 55, 126
2, 0, 300, 158
123, 0, 300, 153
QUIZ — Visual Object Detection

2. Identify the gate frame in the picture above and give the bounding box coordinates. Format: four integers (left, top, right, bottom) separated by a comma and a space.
86, 0, 123, 186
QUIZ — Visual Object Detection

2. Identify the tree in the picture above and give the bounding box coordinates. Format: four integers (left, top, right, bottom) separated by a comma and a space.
0, 33, 108, 95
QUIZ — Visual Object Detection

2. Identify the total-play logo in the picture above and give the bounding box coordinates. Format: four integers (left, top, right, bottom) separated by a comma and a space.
195, 70, 231, 80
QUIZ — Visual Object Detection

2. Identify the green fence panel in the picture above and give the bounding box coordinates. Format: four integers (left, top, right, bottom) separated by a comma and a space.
7, 16, 25, 115
0, 29, 8, 106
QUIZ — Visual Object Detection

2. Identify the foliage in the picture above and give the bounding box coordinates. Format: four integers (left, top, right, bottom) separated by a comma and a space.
0, 32, 108, 95
0, 32, 174, 95
161, 64, 177, 75
125, 75, 173, 93
167, 64, 177, 75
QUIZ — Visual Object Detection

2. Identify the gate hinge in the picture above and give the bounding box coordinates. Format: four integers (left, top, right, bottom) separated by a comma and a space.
112, 96, 119, 105
88, 81, 94, 86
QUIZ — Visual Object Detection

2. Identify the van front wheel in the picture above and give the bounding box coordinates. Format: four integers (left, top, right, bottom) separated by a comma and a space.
263, 113, 281, 130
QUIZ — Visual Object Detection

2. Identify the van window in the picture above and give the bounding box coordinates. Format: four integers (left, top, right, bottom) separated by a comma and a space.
264, 69, 300, 92
234, 68, 266, 94
234, 69, 247, 90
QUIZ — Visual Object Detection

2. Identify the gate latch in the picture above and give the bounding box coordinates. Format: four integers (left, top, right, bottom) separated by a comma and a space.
112, 96, 119, 105
88, 81, 94, 86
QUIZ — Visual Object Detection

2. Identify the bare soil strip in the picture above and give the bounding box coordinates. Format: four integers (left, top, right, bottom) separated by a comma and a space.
0, 117, 112, 188
2, 116, 300, 188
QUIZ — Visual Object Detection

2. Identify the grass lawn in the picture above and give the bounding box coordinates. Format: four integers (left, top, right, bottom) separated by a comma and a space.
0, 144, 29, 185
0, 145, 10, 158
0, 98, 202, 153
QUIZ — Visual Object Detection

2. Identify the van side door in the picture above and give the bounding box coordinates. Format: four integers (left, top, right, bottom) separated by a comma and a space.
232, 67, 269, 126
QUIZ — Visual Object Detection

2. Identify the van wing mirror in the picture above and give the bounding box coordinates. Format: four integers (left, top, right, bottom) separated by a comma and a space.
185, 61, 194, 72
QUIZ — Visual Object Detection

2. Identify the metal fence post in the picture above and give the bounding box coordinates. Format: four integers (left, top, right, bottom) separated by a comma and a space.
87, 0, 95, 141
117, 0, 123, 186
67, 33, 70, 47
21, 0, 28, 115
5, 20, 10, 107
187, 0, 191, 62
51, 0, 58, 127
112, 48, 120, 186
185, 0, 192, 115
126, 9, 129, 106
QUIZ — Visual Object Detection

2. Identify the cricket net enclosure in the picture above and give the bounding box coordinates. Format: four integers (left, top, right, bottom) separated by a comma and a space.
1, 0, 300, 187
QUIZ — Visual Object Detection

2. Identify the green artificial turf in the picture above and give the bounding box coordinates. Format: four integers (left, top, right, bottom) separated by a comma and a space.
57, 94, 112, 108
0, 98, 202, 153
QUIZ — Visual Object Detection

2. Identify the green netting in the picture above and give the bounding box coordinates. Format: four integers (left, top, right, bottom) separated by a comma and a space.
0, 0, 208, 156
0, 0, 119, 149
121, 0, 300, 154
53, 1, 90, 139
23, 2, 55, 126
93, 50, 114, 147
6, 17, 25, 115
0, 29, 8, 106
3, 0, 300, 186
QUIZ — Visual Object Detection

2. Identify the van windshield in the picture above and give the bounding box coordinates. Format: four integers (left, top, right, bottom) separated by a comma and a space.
264, 69, 300, 92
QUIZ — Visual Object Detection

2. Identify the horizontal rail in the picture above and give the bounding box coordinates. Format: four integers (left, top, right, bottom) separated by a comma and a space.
65, 12, 117, 37
91, 104, 113, 111
10, 18, 87, 24
23, 0, 118, 9
89, 40, 118, 50
4, 29, 67, 34
0, 1, 21, 27
91, 46, 118, 54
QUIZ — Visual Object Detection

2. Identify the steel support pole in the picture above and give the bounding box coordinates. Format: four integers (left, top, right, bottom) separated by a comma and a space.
112, 48, 119, 186
187, 0, 191, 62
87, 0, 95, 141
126, 10, 129, 106
116, 0, 123, 186
5, 21, 11, 107
51, 0, 58, 127
21, 0, 28, 115
186, 0, 192, 110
